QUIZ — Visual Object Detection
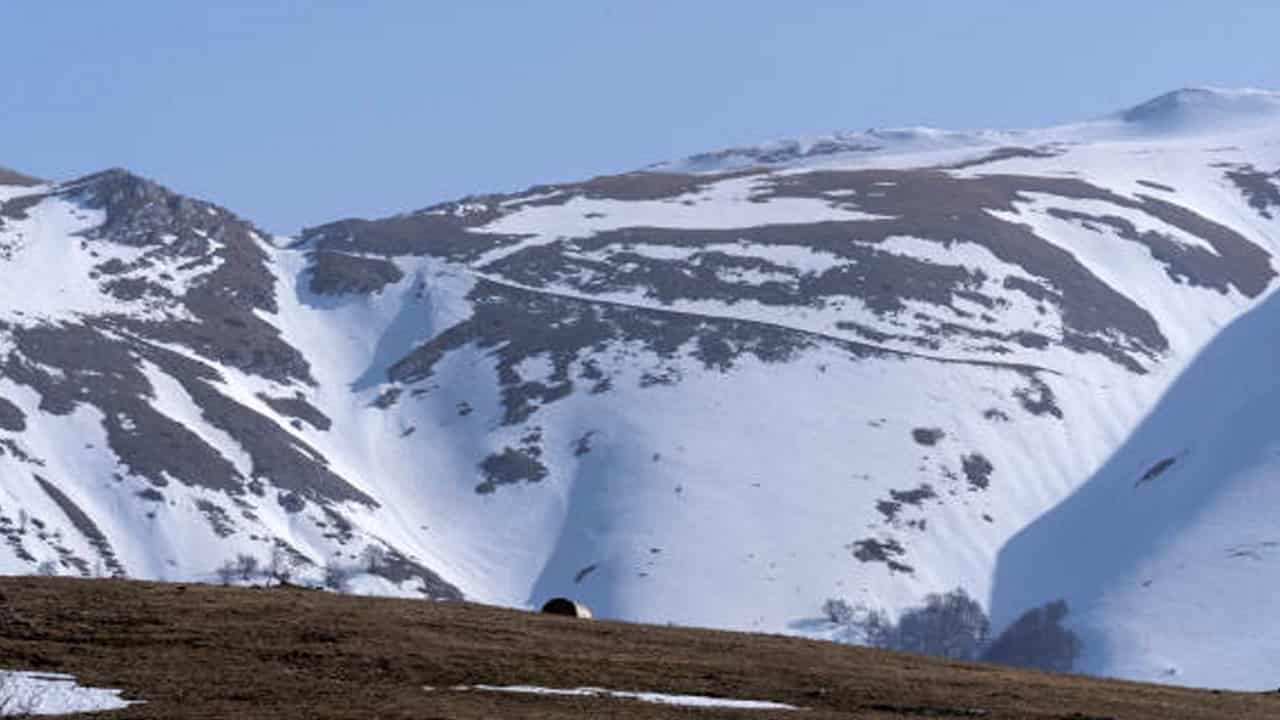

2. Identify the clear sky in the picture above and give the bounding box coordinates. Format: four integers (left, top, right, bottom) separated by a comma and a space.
1, 2, 1276, 233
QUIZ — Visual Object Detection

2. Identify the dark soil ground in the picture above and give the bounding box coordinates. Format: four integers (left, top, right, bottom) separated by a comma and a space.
0, 576, 1274, 719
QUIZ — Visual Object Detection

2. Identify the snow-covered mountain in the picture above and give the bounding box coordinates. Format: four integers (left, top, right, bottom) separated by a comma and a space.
2, 87, 1279, 689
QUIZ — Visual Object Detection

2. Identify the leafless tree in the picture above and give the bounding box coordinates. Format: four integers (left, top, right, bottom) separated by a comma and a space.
826, 588, 989, 660
360, 545, 386, 574
323, 559, 351, 592
858, 606, 896, 650
825, 598, 896, 648
822, 598, 855, 625
267, 545, 293, 586
234, 553, 259, 582
896, 588, 990, 660
215, 560, 237, 586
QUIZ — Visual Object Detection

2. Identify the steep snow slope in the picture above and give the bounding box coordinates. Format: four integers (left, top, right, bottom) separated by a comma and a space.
1, 88, 1279, 689
991, 275, 1280, 689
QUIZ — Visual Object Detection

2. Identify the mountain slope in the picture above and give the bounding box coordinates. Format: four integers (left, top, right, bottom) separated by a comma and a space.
992, 274, 1280, 689
1, 88, 1279, 689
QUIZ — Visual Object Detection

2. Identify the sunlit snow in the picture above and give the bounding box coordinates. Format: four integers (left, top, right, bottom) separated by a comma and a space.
446, 684, 800, 710
0, 671, 138, 716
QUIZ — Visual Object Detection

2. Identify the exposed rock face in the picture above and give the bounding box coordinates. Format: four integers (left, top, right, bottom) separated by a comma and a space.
306, 251, 404, 296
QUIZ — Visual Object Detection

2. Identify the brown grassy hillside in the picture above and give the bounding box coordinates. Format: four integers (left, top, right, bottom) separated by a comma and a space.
0, 577, 1274, 719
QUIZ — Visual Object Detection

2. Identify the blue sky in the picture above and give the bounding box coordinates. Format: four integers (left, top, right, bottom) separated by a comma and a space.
1, 2, 1276, 232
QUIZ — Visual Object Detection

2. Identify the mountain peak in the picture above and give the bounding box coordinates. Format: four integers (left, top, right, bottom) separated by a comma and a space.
1117, 87, 1280, 133
61, 167, 163, 195
56, 168, 235, 233
0, 165, 45, 188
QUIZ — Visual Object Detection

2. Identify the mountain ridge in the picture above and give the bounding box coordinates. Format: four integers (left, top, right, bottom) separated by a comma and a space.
8, 87, 1279, 222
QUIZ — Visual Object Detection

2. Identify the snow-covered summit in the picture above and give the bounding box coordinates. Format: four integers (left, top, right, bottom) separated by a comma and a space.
1116, 87, 1280, 135
654, 87, 1280, 173
651, 126, 1014, 173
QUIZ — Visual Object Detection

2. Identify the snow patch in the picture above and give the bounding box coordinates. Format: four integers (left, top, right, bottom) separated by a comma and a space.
445, 684, 800, 710
471, 174, 892, 265
0, 670, 139, 716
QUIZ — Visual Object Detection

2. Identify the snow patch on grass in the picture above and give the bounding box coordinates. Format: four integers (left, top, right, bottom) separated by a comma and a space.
444, 684, 800, 710
0, 670, 138, 716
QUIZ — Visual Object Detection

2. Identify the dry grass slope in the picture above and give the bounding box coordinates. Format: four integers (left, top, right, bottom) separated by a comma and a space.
0, 577, 1274, 719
